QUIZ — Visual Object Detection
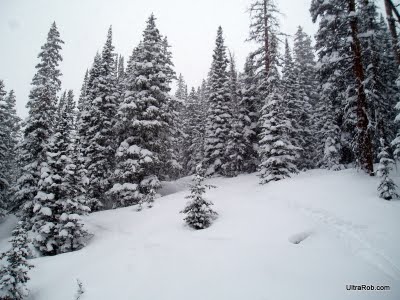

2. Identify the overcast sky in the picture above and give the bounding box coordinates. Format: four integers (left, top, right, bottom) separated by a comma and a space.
0, 0, 317, 117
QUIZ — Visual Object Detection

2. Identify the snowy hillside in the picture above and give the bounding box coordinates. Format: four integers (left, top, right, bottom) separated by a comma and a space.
1, 169, 399, 300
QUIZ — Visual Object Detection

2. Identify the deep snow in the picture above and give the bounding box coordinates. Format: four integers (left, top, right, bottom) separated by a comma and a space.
1, 169, 400, 300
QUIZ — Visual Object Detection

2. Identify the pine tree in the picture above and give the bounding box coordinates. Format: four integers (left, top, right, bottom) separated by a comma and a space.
85, 27, 119, 210
258, 35, 299, 184
248, 0, 281, 100
175, 74, 188, 101
0, 81, 9, 216
110, 14, 175, 208
183, 88, 205, 175
311, 0, 354, 168
181, 165, 217, 230
75, 54, 102, 211
1, 88, 22, 215
237, 55, 259, 173
258, 85, 300, 184
32, 89, 89, 255
292, 28, 319, 169
224, 53, 247, 176
15, 22, 63, 224
358, 1, 399, 157
0, 222, 33, 300
377, 138, 398, 200
203, 26, 233, 176
281, 39, 305, 170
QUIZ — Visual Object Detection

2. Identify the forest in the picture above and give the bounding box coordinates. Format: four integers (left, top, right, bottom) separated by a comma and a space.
0, 0, 400, 299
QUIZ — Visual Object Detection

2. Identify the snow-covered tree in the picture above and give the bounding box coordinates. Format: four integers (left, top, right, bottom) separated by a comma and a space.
0, 222, 33, 300
224, 53, 248, 177
181, 165, 217, 229
377, 138, 398, 200
15, 22, 63, 225
258, 85, 300, 184
182, 88, 205, 175
358, 1, 398, 157
75, 54, 102, 211
237, 54, 259, 173
292, 28, 318, 169
0, 81, 9, 215
84, 27, 119, 210
248, 0, 282, 99
281, 39, 305, 169
110, 14, 175, 208
203, 26, 233, 176
311, 0, 354, 168
32, 88, 89, 255
175, 74, 188, 102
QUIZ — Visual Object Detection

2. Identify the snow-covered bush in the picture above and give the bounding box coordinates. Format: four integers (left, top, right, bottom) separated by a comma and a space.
0, 222, 33, 300
377, 139, 398, 200
181, 166, 217, 229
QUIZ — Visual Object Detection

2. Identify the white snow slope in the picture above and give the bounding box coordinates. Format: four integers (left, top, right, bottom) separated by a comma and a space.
1, 169, 400, 300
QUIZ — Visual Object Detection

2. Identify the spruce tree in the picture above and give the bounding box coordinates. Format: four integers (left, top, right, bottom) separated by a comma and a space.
258, 35, 299, 184
248, 0, 281, 100
85, 27, 119, 210
311, 0, 353, 168
292, 28, 318, 169
377, 138, 398, 200
110, 14, 175, 208
0, 222, 33, 300
0, 81, 9, 215
181, 165, 217, 230
237, 55, 259, 173
15, 22, 63, 224
183, 88, 205, 175
75, 54, 102, 211
224, 53, 248, 177
32, 89, 89, 255
203, 26, 233, 176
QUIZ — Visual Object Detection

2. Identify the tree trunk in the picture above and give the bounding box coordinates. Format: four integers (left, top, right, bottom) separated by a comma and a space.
384, 0, 400, 65
347, 0, 374, 175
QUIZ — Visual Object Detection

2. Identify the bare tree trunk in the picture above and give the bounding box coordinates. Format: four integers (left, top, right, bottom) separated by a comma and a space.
348, 0, 374, 175
384, 0, 400, 65
386, 0, 400, 24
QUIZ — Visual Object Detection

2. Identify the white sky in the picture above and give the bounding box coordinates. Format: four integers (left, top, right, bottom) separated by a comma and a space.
0, 0, 317, 118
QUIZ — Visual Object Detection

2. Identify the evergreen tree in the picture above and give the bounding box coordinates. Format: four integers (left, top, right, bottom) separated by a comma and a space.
181, 165, 217, 230
75, 54, 102, 211
258, 35, 299, 184
237, 55, 259, 172
281, 39, 305, 169
175, 74, 188, 101
15, 22, 63, 224
377, 138, 398, 200
358, 1, 399, 156
258, 85, 300, 184
311, 0, 354, 168
0, 222, 33, 300
110, 14, 175, 208
224, 53, 247, 176
0, 81, 9, 215
248, 0, 281, 100
183, 88, 205, 175
292, 28, 318, 169
203, 26, 233, 176
85, 27, 119, 210
1, 88, 22, 215
32, 89, 89, 255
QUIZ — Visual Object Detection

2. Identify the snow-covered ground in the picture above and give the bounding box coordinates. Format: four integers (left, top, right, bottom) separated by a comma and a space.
1, 169, 400, 300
